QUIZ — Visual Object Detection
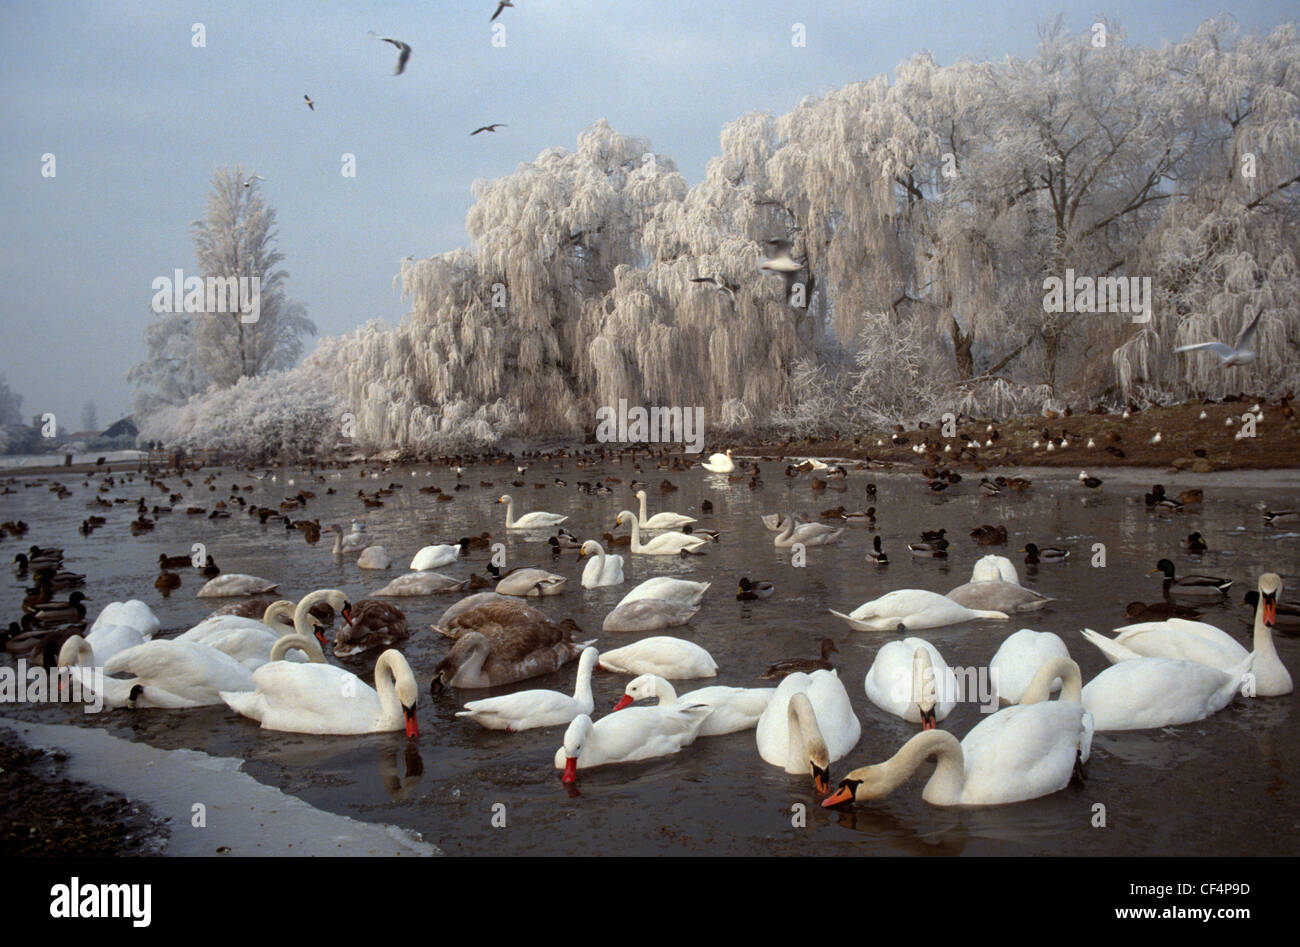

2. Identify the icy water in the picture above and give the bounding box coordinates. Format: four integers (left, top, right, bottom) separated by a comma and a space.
2, 459, 1298, 856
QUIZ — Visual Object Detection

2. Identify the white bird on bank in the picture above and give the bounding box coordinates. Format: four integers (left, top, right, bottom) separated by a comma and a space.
1173, 309, 1264, 367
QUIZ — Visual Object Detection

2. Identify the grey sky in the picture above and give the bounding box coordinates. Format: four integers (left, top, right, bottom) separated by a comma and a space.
1, 0, 1294, 429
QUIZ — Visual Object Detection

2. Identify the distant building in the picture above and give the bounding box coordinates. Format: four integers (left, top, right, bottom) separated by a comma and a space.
101, 417, 138, 439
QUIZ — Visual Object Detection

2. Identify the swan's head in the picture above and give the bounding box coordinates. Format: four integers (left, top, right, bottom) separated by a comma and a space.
560, 715, 595, 783
912, 648, 938, 730
578, 540, 598, 558
822, 767, 877, 809
615, 673, 669, 710
497, 494, 512, 505
391, 660, 420, 740
1258, 573, 1282, 627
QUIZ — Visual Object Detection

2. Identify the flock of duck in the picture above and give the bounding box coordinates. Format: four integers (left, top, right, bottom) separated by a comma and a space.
1, 445, 1296, 814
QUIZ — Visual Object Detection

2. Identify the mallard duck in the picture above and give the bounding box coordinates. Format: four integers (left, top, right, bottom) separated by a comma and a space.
1023, 543, 1068, 565
920, 527, 947, 543
333, 600, 409, 657
737, 577, 774, 601
758, 638, 838, 682
1184, 532, 1208, 555
682, 524, 720, 542
1149, 558, 1230, 596
27, 590, 91, 624
458, 531, 493, 551
1124, 601, 1201, 621
970, 524, 1008, 546
867, 535, 888, 565
908, 541, 948, 559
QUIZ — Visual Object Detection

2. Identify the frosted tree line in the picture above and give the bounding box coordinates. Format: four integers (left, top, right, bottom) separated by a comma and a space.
137, 17, 1299, 457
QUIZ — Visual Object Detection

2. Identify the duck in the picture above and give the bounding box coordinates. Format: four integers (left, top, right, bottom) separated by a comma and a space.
823, 658, 1091, 808
457, 647, 599, 731
616, 577, 710, 608
372, 572, 468, 596
153, 570, 182, 596
634, 489, 696, 529
158, 552, 193, 569
864, 639, 958, 727
701, 449, 735, 473
555, 705, 712, 782
431, 599, 589, 690
27, 591, 91, 625
1123, 600, 1201, 621
498, 494, 568, 529
773, 515, 844, 547
681, 525, 720, 542
756, 670, 861, 793
1080, 653, 1253, 731
221, 649, 419, 736
600, 531, 633, 549
614, 511, 710, 556
578, 540, 624, 588
602, 599, 699, 633
758, 638, 838, 681
596, 636, 717, 679
615, 674, 775, 736
458, 531, 493, 551
988, 629, 1071, 704
1077, 470, 1103, 489
830, 589, 1008, 631
1022, 543, 1068, 565
333, 601, 409, 658
1149, 558, 1231, 596
195, 573, 279, 598
866, 535, 888, 565
907, 541, 948, 559
410, 544, 461, 571
495, 567, 567, 597
736, 577, 774, 601
1183, 532, 1208, 555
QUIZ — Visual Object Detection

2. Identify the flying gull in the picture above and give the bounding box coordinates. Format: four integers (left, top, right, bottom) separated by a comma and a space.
759, 238, 807, 301
689, 275, 738, 304
1173, 310, 1264, 367
303, 95, 314, 110
491, 1, 514, 22
471, 124, 507, 135
242, 174, 265, 188
369, 32, 412, 75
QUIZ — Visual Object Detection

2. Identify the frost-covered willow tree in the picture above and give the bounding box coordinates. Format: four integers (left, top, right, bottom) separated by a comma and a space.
130, 165, 316, 421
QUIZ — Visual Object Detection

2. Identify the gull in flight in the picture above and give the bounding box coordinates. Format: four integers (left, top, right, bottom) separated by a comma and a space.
1173, 310, 1264, 367
303, 94, 314, 111
491, 1, 513, 22
689, 275, 738, 304
243, 174, 265, 188
759, 238, 806, 302
471, 124, 507, 135
368, 32, 412, 75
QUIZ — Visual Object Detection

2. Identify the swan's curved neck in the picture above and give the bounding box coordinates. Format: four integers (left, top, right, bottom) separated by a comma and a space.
637, 492, 648, 524
269, 634, 318, 662
373, 651, 399, 720
786, 693, 826, 772
1021, 657, 1082, 704
877, 730, 965, 804
292, 591, 335, 661
331, 528, 343, 556
653, 676, 678, 705
502, 498, 515, 529
620, 513, 643, 551
573, 651, 599, 703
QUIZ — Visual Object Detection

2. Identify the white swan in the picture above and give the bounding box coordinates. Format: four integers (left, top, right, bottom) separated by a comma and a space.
579, 540, 624, 588
756, 669, 861, 792
597, 636, 717, 679
989, 629, 1071, 704
329, 523, 367, 554
970, 554, 1019, 584
456, 647, 598, 731
220, 649, 419, 736
616, 577, 710, 608
701, 449, 735, 473
83, 622, 150, 666
830, 589, 1008, 631
602, 598, 698, 633
1080, 653, 1253, 731
498, 494, 568, 530
373, 572, 467, 596
1080, 573, 1291, 696
357, 545, 391, 570
410, 544, 460, 571
89, 600, 159, 639
773, 516, 844, 547
634, 490, 696, 530
614, 511, 709, 556
196, 573, 279, 598
101, 639, 256, 707
178, 592, 344, 668
823, 658, 1092, 807
554, 704, 713, 781
616, 674, 775, 736
496, 568, 567, 597
57, 636, 160, 709
863, 638, 957, 726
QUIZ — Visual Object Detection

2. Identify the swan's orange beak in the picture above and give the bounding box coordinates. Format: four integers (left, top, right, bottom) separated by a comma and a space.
342, 604, 353, 626
404, 706, 419, 740
812, 764, 830, 795
1263, 593, 1277, 627
562, 757, 578, 783
612, 695, 634, 711
822, 785, 854, 808
920, 708, 937, 731
314, 629, 328, 649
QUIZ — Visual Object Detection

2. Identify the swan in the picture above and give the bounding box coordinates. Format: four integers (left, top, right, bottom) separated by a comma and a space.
579, 540, 624, 588
431, 599, 589, 690
773, 516, 844, 548
328, 523, 367, 554
102, 639, 256, 707
597, 636, 716, 679
969, 555, 1019, 584
701, 449, 735, 473
615, 674, 774, 736
1081, 573, 1291, 697
498, 494, 568, 530
221, 649, 419, 736
57, 636, 172, 709
830, 589, 1008, 631
863, 639, 958, 727
357, 546, 391, 570
455, 647, 598, 731
89, 600, 159, 639
635, 490, 696, 529
495, 568, 567, 597
614, 511, 709, 556
179, 591, 347, 668
196, 573, 279, 598
333, 601, 408, 657
616, 577, 710, 608
80, 622, 150, 666
756, 670, 861, 792
824, 658, 1092, 807
373, 572, 467, 596
410, 544, 460, 571
947, 561, 1050, 613
602, 599, 698, 632
989, 629, 1071, 704
1080, 653, 1253, 731
555, 705, 713, 781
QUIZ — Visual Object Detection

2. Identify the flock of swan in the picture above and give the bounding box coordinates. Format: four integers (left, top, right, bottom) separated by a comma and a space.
12, 451, 1296, 818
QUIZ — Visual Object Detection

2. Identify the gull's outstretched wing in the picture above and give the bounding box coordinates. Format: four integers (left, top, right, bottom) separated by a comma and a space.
1173, 341, 1236, 360
1234, 309, 1264, 351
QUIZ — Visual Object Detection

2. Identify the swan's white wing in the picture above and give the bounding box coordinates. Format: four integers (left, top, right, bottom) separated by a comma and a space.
105, 640, 253, 698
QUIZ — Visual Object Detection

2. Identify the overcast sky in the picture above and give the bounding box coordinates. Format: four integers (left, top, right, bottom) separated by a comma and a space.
1, 0, 1294, 429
